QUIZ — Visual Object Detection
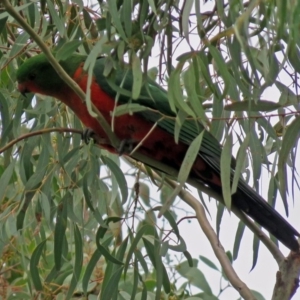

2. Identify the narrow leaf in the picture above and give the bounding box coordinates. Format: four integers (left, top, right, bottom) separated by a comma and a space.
233, 221, 245, 260
181, 0, 194, 43
221, 134, 233, 209
278, 117, 300, 208
124, 225, 153, 277
101, 156, 128, 204
54, 197, 68, 270
30, 240, 47, 291
107, 0, 127, 41
100, 266, 124, 300
66, 224, 83, 300
132, 53, 143, 100
56, 40, 82, 61
0, 161, 15, 204
225, 100, 281, 112
231, 135, 250, 194
199, 256, 219, 271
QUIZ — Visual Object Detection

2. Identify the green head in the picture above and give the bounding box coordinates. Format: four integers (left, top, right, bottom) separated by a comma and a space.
17, 53, 86, 97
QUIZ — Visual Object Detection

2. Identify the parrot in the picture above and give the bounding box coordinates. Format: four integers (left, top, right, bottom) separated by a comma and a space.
16, 53, 299, 251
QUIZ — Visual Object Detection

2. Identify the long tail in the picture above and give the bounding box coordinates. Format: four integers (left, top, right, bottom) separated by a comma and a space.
233, 181, 299, 251
191, 155, 299, 251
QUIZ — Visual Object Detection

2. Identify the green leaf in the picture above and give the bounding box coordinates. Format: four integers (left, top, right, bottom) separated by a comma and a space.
135, 249, 149, 275
183, 62, 207, 119
0, 92, 10, 144
66, 224, 83, 300
82, 238, 112, 294
233, 221, 245, 260
168, 63, 195, 116
46, 0, 65, 36
0, 3, 33, 19
178, 131, 204, 185
216, 203, 224, 238
100, 266, 124, 300
54, 196, 68, 270
138, 182, 150, 206
159, 131, 204, 216
30, 240, 47, 291
250, 290, 266, 300
183, 251, 194, 267
82, 249, 102, 294
96, 229, 123, 265
220, 133, 233, 209
208, 44, 238, 99
122, 0, 132, 37
199, 256, 219, 271
132, 52, 143, 100
9, 32, 30, 58
287, 40, 300, 74
113, 103, 148, 117
164, 237, 187, 253
197, 51, 216, 96
225, 100, 281, 112
124, 225, 154, 277
147, 0, 157, 15
180, 0, 193, 43
0, 161, 15, 204
56, 40, 82, 61
278, 117, 300, 209
16, 191, 35, 230
107, 0, 127, 41
131, 257, 139, 300
142, 238, 170, 293
231, 135, 249, 194
95, 18, 106, 31
101, 156, 128, 204
251, 235, 260, 271
176, 260, 212, 295
116, 235, 129, 261
152, 206, 180, 240
276, 81, 299, 106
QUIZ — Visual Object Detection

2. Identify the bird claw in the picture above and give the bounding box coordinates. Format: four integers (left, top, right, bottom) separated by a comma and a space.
81, 128, 96, 144
118, 139, 136, 156
82, 128, 136, 155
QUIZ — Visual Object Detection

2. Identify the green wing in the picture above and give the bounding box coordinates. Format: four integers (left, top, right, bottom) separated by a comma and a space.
93, 58, 223, 167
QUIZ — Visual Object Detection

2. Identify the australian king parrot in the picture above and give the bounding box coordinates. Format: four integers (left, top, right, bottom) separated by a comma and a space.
16, 53, 300, 251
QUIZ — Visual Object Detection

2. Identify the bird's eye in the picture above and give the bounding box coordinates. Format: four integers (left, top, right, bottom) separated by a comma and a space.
28, 73, 36, 80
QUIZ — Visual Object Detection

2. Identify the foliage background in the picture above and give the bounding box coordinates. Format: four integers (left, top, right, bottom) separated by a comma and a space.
0, 0, 300, 299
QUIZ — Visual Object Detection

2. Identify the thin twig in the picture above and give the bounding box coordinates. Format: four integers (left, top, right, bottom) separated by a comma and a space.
0, 128, 82, 154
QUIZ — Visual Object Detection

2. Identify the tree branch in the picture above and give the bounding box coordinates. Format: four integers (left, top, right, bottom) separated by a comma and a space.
0, 128, 83, 154
272, 252, 300, 300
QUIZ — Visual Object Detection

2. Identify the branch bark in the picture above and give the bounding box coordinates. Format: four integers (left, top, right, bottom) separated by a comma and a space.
272, 252, 300, 300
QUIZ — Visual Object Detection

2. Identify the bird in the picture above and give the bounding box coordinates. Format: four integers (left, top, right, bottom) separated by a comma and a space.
16, 53, 299, 251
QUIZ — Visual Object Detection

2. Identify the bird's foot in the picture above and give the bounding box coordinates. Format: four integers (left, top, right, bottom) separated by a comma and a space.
82, 128, 109, 146
82, 128, 136, 155
82, 128, 96, 144
118, 139, 137, 156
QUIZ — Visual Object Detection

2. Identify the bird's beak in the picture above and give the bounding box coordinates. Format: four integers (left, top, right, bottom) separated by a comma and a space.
18, 82, 30, 97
